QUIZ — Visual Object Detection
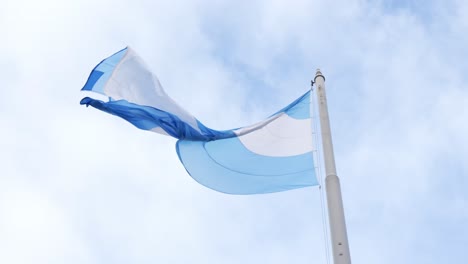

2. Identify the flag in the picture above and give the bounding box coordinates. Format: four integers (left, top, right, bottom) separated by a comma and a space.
81, 47, 318, 194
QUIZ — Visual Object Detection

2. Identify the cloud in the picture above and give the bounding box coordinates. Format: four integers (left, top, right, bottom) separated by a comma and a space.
1, 0, 467, 263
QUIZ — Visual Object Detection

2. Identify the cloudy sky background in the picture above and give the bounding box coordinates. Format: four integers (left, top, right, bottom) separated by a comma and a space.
1, 0, 467, 263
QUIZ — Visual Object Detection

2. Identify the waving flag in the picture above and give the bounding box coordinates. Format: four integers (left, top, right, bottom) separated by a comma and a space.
81, 47, 317, 194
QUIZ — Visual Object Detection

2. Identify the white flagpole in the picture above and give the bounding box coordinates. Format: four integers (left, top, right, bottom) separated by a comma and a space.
314, 69, 351, 264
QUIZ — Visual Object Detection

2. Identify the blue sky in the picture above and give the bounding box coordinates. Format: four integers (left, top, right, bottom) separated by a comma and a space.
1, 0, 467, 263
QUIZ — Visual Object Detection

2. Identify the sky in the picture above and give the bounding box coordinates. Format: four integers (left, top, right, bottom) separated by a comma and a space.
1, 0, 467, 263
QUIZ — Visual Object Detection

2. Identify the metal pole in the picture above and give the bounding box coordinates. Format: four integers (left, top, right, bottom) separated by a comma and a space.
314, 69, 351, 264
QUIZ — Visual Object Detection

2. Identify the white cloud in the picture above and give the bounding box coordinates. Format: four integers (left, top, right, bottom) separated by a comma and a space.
1, 0, 467, 263
0, 181, 96, 264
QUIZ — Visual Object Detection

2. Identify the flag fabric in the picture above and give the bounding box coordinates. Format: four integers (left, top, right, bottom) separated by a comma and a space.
81, 47, 318, 194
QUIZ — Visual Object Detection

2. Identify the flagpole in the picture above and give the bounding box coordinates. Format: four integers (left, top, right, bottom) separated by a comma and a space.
314, 69, 351, 264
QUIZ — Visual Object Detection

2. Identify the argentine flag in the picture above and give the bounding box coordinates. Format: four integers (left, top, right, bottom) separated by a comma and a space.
81, 47, 318, 194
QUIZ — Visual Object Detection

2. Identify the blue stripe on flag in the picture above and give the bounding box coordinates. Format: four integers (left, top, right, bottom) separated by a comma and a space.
284, 91, 311, 119
81, 48, 128, 94
204, 137, 313, 175
273, 91, 311, 120
80, 97, 236, 140
82, 71, 104, 91
176, 140, 317, 194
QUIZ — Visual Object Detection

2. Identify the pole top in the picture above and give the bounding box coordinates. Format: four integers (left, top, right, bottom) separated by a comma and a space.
314, 68, 325, 82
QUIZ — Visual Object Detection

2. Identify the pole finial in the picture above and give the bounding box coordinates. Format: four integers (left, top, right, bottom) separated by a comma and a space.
314, 68, 325, 82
